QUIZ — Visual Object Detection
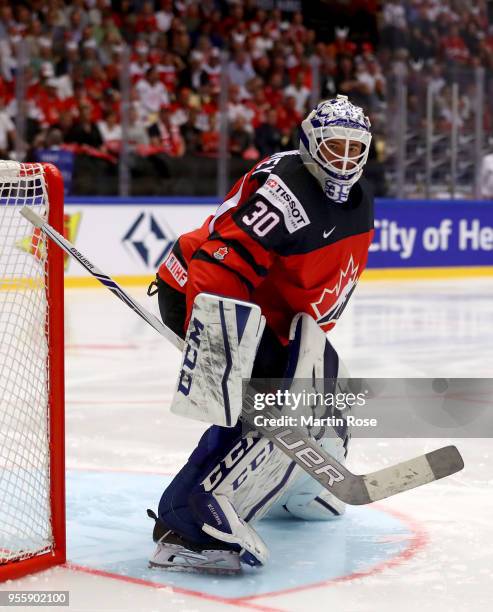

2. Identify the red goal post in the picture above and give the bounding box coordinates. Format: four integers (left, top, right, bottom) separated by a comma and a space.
0, 162, 65, 581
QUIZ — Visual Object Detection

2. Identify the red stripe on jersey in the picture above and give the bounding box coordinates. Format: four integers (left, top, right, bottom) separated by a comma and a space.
198, 239, 268, 288
185, 257, 250, 331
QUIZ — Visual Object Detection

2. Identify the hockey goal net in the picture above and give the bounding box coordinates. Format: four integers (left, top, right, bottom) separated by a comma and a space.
0, 162, 65, 581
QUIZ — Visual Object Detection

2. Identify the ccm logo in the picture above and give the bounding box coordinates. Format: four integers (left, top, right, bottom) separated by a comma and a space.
231, 441, 275, 491
177, 318, 204, 396
202, 436, 257, 491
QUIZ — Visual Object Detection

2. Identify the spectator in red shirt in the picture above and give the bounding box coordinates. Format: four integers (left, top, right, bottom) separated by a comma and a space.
327, 26, 358, 59
264, 8, 283, 42
135, 1, 157, 34
157, 51, 183, 93
276, 95, 301, 137
441, 25, 470, 65
290, 12, 307, 43
36, 79, 66, 127
288, 54, 313, 89
84, 64, 111, 102
200, 84, 219, 116
219, 5, 244, 39
245, 86, 269, 129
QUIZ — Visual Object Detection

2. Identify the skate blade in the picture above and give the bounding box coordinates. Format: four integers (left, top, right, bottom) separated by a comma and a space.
148, 560, 241, 575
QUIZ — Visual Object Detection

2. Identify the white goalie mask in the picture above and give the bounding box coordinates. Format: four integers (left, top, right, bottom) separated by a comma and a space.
299, 95, 372, 203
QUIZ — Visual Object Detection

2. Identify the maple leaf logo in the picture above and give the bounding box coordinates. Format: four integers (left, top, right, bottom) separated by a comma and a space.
213, 246, 229, 260
311, 255, 359, 326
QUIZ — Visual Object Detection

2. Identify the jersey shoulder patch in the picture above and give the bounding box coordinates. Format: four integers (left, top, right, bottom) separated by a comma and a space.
256, 174, 310, 234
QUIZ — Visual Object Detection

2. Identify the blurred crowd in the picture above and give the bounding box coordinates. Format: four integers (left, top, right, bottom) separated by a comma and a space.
0, 0, 489, 195
378, 0, 491, 194
380, 0, 491, 132
0, 0, 382, 171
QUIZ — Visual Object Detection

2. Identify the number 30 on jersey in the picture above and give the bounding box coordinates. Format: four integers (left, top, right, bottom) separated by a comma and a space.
242, 202, 280, 237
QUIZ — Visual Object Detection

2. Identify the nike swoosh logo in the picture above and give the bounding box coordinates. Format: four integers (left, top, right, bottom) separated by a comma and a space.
323, 227, 336, 239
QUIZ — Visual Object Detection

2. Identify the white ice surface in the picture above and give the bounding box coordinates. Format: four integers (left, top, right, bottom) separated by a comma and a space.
5, 277, 493, 612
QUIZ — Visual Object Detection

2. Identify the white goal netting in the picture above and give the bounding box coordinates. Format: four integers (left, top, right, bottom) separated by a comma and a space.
0, 162, 55, 565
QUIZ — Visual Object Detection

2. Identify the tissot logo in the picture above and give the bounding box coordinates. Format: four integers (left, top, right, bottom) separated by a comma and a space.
258, 175, 309, 233
122, 212, 175, 269
311, 255, 359, 327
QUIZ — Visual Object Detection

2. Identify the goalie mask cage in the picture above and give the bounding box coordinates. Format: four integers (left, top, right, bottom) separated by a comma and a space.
0, 162, 65, 581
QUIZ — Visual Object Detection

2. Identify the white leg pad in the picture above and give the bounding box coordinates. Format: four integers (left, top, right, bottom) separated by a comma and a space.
264, 436, 347, 520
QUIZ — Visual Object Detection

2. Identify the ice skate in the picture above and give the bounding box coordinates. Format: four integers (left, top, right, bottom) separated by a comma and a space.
147, 509, 241, 575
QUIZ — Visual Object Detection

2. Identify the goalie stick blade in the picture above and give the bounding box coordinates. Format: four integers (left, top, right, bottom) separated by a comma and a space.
358, 445, 465, 505
426, 445, 464, 480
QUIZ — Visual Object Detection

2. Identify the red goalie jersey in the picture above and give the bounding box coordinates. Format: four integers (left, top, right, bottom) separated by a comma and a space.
158, 151, 374, 345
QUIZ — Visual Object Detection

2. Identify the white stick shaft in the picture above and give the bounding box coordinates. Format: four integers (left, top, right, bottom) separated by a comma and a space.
20, 206, 183, 351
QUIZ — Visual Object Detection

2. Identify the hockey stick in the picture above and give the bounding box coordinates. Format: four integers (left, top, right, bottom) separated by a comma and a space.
20, 206, 181, 351
20, 206, 464, 505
